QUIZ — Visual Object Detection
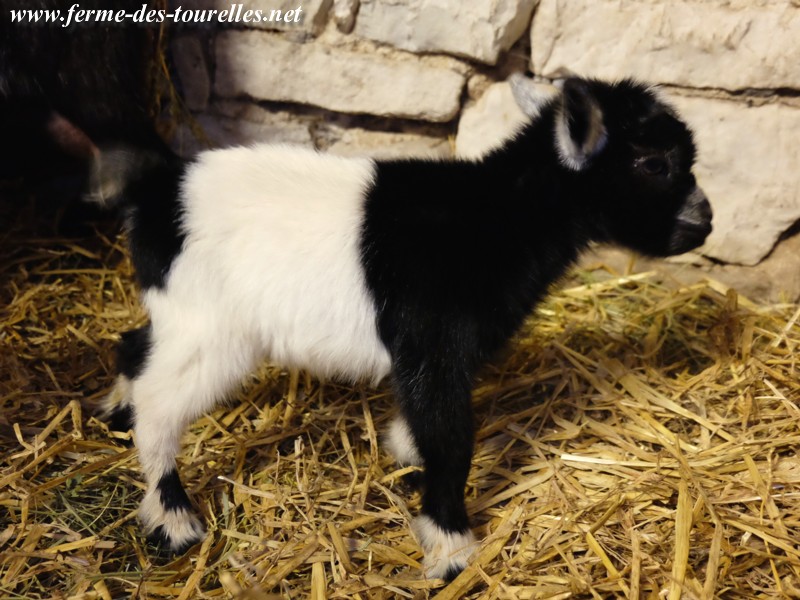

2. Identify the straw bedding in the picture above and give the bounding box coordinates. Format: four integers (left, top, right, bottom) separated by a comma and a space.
1, 199, 799, 599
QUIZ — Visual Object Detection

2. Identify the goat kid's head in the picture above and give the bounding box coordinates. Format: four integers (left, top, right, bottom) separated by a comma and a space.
548, 77, 713, 257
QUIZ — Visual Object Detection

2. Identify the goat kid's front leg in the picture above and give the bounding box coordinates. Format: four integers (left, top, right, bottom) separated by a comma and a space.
392, 358, 477, 581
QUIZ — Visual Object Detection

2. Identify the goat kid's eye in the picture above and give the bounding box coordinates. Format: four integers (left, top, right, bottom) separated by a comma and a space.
637, 156, 669, 176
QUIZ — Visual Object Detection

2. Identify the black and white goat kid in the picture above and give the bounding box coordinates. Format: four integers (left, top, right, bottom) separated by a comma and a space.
93, 77, 712, 580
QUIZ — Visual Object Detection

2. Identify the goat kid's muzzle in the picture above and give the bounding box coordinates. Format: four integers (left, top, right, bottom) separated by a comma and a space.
669, 186, 713, 254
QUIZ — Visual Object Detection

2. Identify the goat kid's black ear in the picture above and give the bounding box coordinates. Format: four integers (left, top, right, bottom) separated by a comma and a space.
556, 78, 607, 171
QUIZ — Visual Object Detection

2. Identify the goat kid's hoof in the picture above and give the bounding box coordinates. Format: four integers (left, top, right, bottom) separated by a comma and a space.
140, 492, 205, 554
144, 513, 205, 554
146, 522, 203, 555
413, 515, 477, 581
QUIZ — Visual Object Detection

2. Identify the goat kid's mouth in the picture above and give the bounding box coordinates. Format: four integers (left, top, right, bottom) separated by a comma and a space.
668, 215, 712, 255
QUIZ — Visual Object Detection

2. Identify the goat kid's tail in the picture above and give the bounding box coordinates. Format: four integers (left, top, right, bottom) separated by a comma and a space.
85, 144, 181, 209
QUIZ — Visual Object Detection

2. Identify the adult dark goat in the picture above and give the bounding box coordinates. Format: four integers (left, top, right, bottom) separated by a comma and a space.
91, 77, 712, 580
0, 0, 170, 198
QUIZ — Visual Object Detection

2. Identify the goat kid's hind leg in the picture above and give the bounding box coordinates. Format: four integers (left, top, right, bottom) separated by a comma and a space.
393, 357, 478, 581
131, 331, 254, 554
102, 326, 152, 433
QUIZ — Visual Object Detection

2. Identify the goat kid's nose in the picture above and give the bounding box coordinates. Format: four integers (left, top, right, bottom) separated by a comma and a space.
693, 187, 713, 222
678, 186, 713, 228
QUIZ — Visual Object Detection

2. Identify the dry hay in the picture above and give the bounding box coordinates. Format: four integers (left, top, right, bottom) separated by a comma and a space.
1, 200, 799, 600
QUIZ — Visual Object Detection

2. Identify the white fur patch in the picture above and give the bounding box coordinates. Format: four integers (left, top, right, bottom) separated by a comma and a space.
139, 488, 205, 551
413, 515, 477, 580
160, 144, 392, 385
385, 415, 422, 466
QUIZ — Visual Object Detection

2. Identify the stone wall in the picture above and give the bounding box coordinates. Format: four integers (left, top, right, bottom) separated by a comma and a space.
168, 0, 800, 300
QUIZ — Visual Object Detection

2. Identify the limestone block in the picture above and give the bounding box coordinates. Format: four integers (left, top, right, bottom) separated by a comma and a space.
584, 231, 800, 303
709, 230, 800, 302
668, 94, 800, 265
456, 78, 556, 159
215, 31, 466, 122
531, 0, 800, 91
356, 0, 538, 64
171, 102, 313, 156
322, 126, 452, 159
172, 35, 210, 111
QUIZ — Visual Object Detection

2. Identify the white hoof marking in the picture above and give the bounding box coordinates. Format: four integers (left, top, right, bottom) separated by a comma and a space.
139, 488, 205, 551
413, 515, 477, 580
